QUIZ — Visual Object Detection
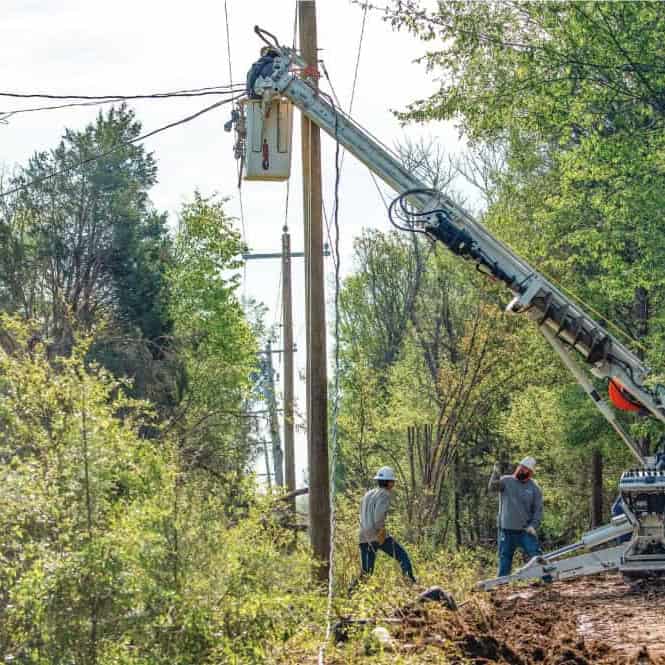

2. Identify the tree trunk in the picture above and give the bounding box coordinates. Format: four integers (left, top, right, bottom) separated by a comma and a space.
591, 447, 603, 528
453, 458, 462, 549
631, 287, 651, 456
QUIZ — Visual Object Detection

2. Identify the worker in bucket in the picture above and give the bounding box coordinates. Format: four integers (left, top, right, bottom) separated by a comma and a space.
488, 456, 544, 577
357, 466, 416, 584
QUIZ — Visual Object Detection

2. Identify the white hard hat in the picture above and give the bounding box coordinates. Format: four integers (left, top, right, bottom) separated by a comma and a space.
519, 456, 536, 471
373, 466, 396, 481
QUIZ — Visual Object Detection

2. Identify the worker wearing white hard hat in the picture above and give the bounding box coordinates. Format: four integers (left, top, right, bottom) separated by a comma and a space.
488, 456, 544, 577
352, 466, 416, 587
373, 466, 396, 481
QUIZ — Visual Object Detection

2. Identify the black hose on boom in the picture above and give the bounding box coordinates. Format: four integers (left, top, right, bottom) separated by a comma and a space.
389, 189, 517, 287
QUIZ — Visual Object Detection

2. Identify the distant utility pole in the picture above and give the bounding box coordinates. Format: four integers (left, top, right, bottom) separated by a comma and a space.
299, 0, 330, 582
260, 340, 284, 487
262, 439, 273, 489
249, 368, 274, 488
244, 236, 328, 500
282, 227, 296, 509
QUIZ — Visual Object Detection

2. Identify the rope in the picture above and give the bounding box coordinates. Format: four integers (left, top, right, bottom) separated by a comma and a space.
272, 181, 291, 338
224, 0, 249, 304
318, 95, 342, 665
284, 179, 291, 232
318, 9, 373, 659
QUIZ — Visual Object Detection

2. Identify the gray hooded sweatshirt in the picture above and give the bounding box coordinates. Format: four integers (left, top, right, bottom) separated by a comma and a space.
488, 469, 543, 531
358, 487, 391, 543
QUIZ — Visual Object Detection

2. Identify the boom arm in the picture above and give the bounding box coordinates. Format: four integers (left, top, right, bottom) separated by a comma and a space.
243, 32, 665, 463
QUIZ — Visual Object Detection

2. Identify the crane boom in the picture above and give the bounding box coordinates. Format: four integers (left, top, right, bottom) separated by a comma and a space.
243, 35, 665, 449
234, 25, 665, 585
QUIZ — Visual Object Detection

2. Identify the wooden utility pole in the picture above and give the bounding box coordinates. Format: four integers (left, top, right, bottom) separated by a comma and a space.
282, 226, 296, 509
264, 339, 284, 487
243, 242, 326, 500
299, 0, 330, 581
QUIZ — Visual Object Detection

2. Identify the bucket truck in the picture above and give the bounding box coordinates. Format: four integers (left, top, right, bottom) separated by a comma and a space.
227, 26, 665, 589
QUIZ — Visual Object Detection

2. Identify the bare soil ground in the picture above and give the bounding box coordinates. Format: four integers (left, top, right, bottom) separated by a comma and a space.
388, 574, 665, 663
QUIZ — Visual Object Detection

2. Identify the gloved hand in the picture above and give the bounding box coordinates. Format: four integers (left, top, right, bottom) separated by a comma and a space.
377, 527, 386, 545
525, 526, 537, 537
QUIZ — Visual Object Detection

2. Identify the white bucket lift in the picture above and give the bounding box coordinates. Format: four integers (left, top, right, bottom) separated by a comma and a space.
242, 98, 293, 181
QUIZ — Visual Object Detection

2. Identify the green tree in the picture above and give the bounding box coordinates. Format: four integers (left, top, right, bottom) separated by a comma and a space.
0, 105, 175, 407
337, 229, 524, 543
386, 0, 665, 523
0, 316, 320, 665
165, 193, 257, 485
390, 0, 665, 369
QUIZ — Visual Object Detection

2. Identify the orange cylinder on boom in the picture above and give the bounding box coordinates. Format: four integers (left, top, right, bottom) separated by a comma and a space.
608, 379, 642, 412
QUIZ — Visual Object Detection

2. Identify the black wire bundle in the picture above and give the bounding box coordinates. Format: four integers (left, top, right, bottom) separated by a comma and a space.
0, 94, 243, 199
0, 84, 245, 124
387, 188, 441, 234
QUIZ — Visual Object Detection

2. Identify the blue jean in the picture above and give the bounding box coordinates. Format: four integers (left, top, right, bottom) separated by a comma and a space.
360, 536, 416, 582
498, 528, 542, 577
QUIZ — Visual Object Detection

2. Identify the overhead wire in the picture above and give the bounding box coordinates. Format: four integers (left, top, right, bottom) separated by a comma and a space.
316, 81, 340, 273
0, 84, 242, 101
273, 180, 292, 348
277, 180, 292, 353
0, 87, 245, 124
224, 0, 249, 297
318, 7, 370, 663
0, 95, 242, 199
319, 90, 343, 665
320, 69, 390, 213
321, 203, 337, 273
273, 265, 283, 349
283, 179, 291, 232
0, 85, 245, 125
223, 1, 235, 87
342, 3, 392, 213
339, 1, 367, 171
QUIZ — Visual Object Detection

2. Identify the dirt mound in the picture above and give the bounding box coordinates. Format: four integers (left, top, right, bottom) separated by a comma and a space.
390, 574, 665, 664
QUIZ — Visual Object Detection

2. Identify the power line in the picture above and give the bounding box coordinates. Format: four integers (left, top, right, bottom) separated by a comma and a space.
0, 86, 244, 123
319, 71, 389, 213
223, 0, 249, 257
237, 187, 247, 250
320, 91, 343, 665
0, 84, 242, 101
348, 3, 368, 121
223, 2, 235, 86
0, 95, 242, 199
322, 202, 338, 273
276, 179, 292, 352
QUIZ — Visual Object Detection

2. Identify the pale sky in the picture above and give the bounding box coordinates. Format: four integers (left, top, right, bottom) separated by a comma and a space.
2, 0, 464, 485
